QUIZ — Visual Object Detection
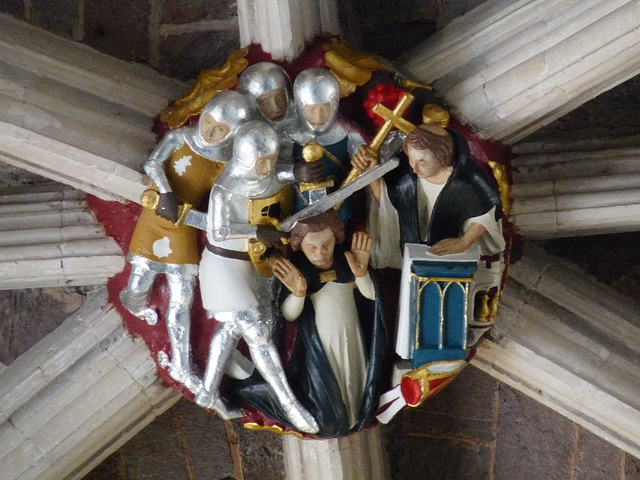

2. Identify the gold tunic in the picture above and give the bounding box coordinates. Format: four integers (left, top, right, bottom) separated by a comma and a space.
129, 143, 224, 265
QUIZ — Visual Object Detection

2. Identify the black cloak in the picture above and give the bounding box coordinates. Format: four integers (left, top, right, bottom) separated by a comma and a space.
232, 246, 387, 438
384, 129, 502, 249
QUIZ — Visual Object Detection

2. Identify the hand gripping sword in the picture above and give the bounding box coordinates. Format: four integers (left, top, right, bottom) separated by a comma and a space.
279, 156, 399, 232
340, 91, 416, 189
139, 190, 207, 231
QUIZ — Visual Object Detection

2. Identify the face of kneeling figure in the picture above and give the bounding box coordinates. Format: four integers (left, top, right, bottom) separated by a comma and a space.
300, 227, 335, 270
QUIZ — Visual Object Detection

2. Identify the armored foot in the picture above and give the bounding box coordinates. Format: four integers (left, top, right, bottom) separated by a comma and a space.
138, 308, 158, 325
168, 364, 202, 394
195, 390, 245, 420
282, 400, 319, 434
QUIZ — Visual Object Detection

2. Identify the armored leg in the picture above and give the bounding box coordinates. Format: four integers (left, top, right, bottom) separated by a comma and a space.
238, 310, 319, 434
195, 316, 245, 419
119, 262, 159, 325
165, 272, 200, 394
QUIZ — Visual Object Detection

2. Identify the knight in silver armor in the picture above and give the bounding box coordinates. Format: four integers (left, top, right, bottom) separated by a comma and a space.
237, 62, 297, 134
237, 61, 326, 185
288, 68, 376, 223
119, 90, 251, 394
291, 67, 341, 141
196, 120, 319, 433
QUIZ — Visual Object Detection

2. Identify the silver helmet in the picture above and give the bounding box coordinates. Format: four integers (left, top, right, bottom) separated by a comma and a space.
217, 121, 280, 196
293, 68, 340, 134
198, 90, 251, 144
232, 120, 279, 171
186, 90, 251, 160
238, 62, 292, 123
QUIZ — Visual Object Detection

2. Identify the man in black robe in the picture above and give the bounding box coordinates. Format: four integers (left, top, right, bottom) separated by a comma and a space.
365, 124, 506, 350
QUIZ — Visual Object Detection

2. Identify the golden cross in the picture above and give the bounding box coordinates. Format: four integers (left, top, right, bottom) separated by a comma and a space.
338, 91, 416, 190
369, 92, 415, 152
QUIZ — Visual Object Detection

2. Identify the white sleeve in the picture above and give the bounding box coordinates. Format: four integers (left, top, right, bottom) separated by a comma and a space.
462, 206, 506, 255
355, 273, 375, 300
280, 294, 305, 321
367, 181, 403, 269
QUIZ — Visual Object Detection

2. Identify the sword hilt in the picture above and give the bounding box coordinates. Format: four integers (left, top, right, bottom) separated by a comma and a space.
299, 141, 334, 192
140, 189, 192, 227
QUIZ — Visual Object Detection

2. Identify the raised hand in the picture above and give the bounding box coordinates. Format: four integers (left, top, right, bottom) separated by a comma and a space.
345, 231, 372, 277
272, 257, 307, 297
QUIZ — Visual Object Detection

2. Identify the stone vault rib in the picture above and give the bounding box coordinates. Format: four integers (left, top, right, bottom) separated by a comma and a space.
398, 0, 640, 144
0, 13, 187, 203
0, 289, 181, 480
0, 184, 124, 290
474, 243, 640, 458
510, 131, 640, 238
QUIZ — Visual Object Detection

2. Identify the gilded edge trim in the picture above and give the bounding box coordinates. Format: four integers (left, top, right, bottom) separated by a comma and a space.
243, 422, 304, 438
403, 361, 466, 407
411, 273, 471, 352
488, 160, 510, 216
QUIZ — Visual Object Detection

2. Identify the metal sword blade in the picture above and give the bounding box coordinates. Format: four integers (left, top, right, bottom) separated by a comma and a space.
183, 208, 207, 231
279, 157, 399, 232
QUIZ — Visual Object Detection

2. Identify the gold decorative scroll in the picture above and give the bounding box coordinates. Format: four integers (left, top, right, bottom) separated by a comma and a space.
160, 48, 250, 129
488, 160, 511, 216
323, 37, 386, 97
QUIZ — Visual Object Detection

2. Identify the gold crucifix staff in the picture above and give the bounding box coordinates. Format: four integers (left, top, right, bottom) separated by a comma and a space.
340, 91, 416, 188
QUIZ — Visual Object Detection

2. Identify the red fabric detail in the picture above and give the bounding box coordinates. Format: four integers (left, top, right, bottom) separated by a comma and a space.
400, 376, 423, 406
362, 82, 409, 129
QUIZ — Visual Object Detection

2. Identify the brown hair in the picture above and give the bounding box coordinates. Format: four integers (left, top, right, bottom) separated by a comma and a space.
403, 124, 453, 167
289, 210, 345, 251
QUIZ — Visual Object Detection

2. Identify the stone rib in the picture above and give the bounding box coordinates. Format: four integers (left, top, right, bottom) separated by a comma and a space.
474, 243, 640, 458
0, 185, 124, 290
398, 0, 640, 143
511, 132, 640, 237
0, 289, 181, 480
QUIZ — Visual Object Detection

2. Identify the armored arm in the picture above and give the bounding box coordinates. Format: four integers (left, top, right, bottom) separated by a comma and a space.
143, 130, 187, 222
275, 164, 296, 183
346, 124, 367, 157
143, 130, 184, 194
209, 187, 257, 241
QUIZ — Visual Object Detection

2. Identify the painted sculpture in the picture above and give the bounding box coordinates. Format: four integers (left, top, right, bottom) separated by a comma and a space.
368, 124, 506, 346
233, 211, 386, 437
288, 67, 372, 225
367, 124, 507, 419
196, 120, 318, 433
95, 37, 513, 438
118, 90, 250, 393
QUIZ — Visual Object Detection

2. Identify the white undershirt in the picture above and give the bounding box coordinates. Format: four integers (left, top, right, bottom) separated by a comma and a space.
417, 178, 446, 241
